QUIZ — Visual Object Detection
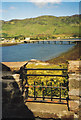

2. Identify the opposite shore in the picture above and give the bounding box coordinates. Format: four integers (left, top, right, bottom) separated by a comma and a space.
0, 38, 81, 47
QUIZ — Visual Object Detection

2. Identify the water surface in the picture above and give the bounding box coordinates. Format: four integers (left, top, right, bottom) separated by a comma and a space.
2, 42, 74, 62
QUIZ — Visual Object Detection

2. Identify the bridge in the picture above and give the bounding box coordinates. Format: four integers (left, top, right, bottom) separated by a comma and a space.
24, 39, 81, 45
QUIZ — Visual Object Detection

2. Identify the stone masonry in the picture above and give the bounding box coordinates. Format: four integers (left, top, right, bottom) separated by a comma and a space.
68, 61, 81, 120
2, 61, 81, 119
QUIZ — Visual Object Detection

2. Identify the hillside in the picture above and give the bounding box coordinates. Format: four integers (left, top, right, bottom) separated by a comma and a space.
1, 14, 81, 38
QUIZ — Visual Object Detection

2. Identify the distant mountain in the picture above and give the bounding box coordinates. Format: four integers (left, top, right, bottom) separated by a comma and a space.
1, 14, 81, 38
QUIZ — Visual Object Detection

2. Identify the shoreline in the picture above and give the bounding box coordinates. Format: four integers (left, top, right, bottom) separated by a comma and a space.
46, 42, 81, 64
45, 45, 75, 61
0, 38, 81, 47
0, 42, 18, 47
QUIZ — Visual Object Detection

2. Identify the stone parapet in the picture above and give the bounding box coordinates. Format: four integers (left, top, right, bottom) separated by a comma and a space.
68, 61, 81, 73
68, 61, 81, 119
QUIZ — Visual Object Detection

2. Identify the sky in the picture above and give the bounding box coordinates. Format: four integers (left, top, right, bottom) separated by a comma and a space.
0, 1, 80, 21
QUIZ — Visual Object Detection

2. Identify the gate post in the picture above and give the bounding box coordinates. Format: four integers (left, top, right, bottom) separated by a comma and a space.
68, 61, 81, 119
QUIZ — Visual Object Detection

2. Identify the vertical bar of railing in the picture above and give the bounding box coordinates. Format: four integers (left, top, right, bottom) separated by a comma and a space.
25, 69, 29, 99
59, 83, 61, 102
42, 82, 44, 100
25, 69, 28, 85
25, 86, 29, 100
66, 79, 70, 111
34, 81, 36, 100
22, 69, 26, 93
46, 80, 48, 96
51, 82, 53, 101
20, 67, 24, 93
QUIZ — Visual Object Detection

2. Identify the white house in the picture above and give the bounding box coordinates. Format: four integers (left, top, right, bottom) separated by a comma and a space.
11, 38, 15, 43
25, 37, 30, 40
57, 37, 61, 39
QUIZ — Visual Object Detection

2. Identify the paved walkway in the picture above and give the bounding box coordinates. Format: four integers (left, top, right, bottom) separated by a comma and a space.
25, 102, 74, 119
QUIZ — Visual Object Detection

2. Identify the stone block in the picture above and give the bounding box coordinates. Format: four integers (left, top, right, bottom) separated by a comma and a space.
69, 74, 81, 81
69, 79, 80, 89
76, 70, 81, 74
57, 111, 74, 120
79, 107, 81, 120
69, 89, 81, 96
33, 111, 75, 119
69, 95, 80, 100
69, 101, 80, 113
68, 61, 81, 73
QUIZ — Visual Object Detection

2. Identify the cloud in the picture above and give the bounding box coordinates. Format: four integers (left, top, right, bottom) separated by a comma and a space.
9, 6, 16, 10
34, 2, 47, 8
30, 0, 61, 3
29, 0, 62, 7
1, 0, 80, 2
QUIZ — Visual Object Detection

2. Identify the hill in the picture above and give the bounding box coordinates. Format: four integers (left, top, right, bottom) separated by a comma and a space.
1, 14, 81, 38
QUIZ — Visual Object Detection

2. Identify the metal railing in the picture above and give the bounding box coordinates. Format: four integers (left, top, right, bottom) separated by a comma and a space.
20, 67, 69, 107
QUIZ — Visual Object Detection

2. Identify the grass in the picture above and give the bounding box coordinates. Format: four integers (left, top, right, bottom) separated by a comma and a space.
1, 15, 80, 37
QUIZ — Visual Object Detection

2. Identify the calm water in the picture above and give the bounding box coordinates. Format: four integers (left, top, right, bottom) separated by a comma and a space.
1, 41, 74, 62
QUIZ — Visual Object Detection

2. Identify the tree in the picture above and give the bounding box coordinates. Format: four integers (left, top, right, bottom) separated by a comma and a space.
2, 33, 8, 38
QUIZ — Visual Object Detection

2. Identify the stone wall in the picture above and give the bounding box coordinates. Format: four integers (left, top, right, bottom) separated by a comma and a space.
68, 61, 81, 119
2, 61, 81, 119
2, 66, 35, 119
0, 63, 2, 120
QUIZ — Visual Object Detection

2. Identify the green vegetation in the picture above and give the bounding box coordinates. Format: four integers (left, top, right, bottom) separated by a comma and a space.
1, 14, 81, 39
2, 33, 8, 37
30, 34, 56, 40
25, 63, 68, 98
